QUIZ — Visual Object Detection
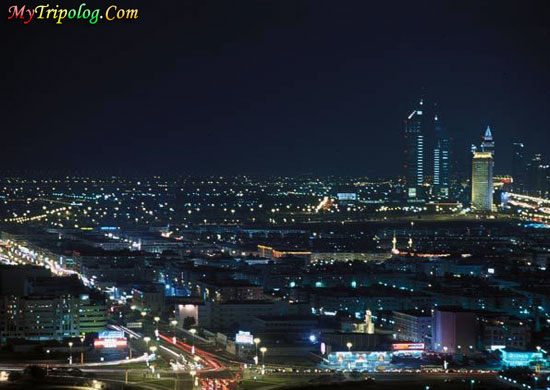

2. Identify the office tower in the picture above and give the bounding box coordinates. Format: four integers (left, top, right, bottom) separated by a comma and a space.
433, 115, 450, 197
526, 154, 550, 197
511, 142, 526, 193
403, 99, 426, 199
472, 151, 494, 211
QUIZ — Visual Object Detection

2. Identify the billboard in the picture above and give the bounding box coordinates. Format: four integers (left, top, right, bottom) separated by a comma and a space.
392, 343, 425, 351
94, 330, 127, 349
235, 331, 254, 345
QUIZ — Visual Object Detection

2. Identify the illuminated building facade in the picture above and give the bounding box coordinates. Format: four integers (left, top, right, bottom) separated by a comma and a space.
403, 100, 426, 199
471, 151, 494, 212
393, 310, 432, 344
433, 115, 450, 197
326, 351, 391, 371
0, 295, 102, 341
432, 309, 477, 355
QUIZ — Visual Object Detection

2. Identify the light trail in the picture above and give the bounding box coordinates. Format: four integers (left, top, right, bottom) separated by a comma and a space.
158, 334, 223, 371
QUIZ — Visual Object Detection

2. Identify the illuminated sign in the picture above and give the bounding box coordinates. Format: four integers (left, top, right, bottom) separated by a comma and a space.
235, 331, 254, 345
94, 330, 127, 349
94, 338, 127, 349
501, 350, 544, 367
392, 343, 425, 351
99, 330, 125, 339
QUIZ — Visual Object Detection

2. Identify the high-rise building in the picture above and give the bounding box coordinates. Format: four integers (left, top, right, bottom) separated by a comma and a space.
433, 115, 450, 197
526, 154, 550, 197
403, 100, 426, 199
511, 142, 526, 193
472, 151, 494, 212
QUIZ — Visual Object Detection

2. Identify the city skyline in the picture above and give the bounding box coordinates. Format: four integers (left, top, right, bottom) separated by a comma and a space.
3, 2, 550, 389
5, 0, 550, 175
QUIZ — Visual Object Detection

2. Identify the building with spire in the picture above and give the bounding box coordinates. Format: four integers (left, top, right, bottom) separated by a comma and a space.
471, 127, 495, 212
403, 99, 426, 200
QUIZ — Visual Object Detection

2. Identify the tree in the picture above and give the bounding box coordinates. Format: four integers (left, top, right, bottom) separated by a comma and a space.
24, 365, 46, 380
183, 316, 196, 328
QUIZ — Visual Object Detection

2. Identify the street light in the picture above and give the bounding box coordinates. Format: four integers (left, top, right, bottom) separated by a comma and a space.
79, 335, 85, 364
190, 370, 197, 389
346, 342, 353, 352
68, 341, 73, 365
141, 311, 147, 318
171, 320, 178, 344
154, 316, 160, 335
253, 338, 261, 365
189, 328, 197, 354
144, 336, 151, 347
46, 349, 50, 375
260, 346, 267, 366
149, 346, 157, 354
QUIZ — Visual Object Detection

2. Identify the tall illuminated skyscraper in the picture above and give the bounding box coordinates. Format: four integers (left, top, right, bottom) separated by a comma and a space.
471, 127, 495, 211
433, 115, 450, 197
403, 99, 426, 199
472, 152, 493, 211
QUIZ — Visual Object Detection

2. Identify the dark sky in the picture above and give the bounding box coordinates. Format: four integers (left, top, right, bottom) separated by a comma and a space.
5, 0, 550, 176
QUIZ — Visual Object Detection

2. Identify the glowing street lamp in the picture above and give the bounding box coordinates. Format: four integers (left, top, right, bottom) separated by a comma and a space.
68, 341, 74, 365
149, 346, 157, 354
143, 336, 151, 347
190, 370, 197, 389
189, 328, 197, 354
346, 342, 353, 352
154, 316, 160, 334
171, 320, 178, 343
253, 338, 261, 365
260, 347, 267, 365
80, 335, 85, 364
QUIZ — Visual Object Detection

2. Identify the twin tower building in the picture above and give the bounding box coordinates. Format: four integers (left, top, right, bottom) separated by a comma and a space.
403, 99, 494, 211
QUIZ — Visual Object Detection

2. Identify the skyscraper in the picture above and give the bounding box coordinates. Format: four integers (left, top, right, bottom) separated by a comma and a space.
403, 100, 426, 199
511, 142, 526, 193
433, 115, 450, 197
472, 151, 494, 211
471, 127, 495, 212
526, 154, 550, 197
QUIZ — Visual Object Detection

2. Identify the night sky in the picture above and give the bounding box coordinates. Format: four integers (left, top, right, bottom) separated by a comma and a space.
5, 0, 550, 176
